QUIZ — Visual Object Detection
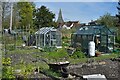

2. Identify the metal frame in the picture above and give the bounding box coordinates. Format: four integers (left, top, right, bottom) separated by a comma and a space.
35, 27, 62, 48
72, 25, 116, 53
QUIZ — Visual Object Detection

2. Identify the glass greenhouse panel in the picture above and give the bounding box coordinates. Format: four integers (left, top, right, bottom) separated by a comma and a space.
101, 35, 107, 44
87, 35, 93, 41
108, 43, 114, 51
35, 27, 62, 48
108, 36, 114, 43
81, 35, 89, 49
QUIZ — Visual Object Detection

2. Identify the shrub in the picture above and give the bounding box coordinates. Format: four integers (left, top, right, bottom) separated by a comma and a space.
43, 46, 57, 52
2, 57, 11, 66
116, 36, 120, 44
71, 51, 86, 59
7, 45, 15, 51
2, 66, 15, 79
43, 69, 62, 78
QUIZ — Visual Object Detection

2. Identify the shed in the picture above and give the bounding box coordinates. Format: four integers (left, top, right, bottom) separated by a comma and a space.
71, 25, 116, 53
35, 27, 62, 48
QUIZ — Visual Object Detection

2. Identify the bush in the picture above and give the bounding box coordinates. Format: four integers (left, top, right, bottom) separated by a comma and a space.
113, 48, 120, 57
2, 57, 11, 66
76, 47, 82, 51
43, 69, 62, 78
62, 42, 69, 46
7, 45, 15, 51
62, 36, 66, 39
71, 51, 86, 59
2, 66, 15, 79
43, 46, 57, 52
14, 63, 34, 77
116, 36, 120, 44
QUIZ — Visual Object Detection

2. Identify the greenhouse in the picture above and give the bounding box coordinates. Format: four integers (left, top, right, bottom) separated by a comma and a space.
35, 27, 62, 48
71, 25, 116, 53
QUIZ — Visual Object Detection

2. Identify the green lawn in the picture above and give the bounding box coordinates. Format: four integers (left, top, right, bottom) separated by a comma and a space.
69, 53, 118, 64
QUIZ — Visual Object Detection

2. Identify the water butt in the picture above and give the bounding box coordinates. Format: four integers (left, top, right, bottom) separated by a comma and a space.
88, 41, 95, 57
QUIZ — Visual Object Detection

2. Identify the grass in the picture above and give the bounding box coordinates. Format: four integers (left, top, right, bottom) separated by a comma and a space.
68, 58, 88, 64
2, 66, 15, 79
69, 53, 118, 64
16, 39, 23, 46
13, 63, 35, 77
6, 48, 40, 54
5, 46, 119, 65
43, 69, 62, 78
42, 48, 68, 62
94, 53, 118, 60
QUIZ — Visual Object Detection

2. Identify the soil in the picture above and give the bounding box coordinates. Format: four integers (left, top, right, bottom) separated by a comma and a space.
4, 52, 120, 80
68, 59, 120, 80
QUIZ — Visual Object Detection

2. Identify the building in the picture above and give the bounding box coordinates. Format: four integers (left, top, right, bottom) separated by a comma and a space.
62, 21, 80, 29
57, 9, 64, 23
35, 27, 62, 48
71, 25, 116, 53
57, 9, 81, 29
58, 21, 81, 30
88, 20, 98, 26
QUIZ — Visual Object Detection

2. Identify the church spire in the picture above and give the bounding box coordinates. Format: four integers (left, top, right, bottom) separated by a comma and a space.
57, 9, 64, 23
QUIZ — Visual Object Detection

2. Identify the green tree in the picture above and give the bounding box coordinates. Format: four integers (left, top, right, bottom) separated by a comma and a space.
17, 2, 35, 30
97, 13, 117, 27
35, 6, 56, 28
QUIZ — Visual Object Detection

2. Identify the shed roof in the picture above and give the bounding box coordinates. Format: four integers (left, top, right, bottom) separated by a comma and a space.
74, 25, 115, 35
35, 27, 57, 34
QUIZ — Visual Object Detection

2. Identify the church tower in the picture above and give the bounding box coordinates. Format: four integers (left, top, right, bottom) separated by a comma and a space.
57, 9, 64, 24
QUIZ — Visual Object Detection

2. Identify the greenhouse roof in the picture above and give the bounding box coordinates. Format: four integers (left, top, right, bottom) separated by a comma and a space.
74, 25, 115, 35
35, 27, 56, 34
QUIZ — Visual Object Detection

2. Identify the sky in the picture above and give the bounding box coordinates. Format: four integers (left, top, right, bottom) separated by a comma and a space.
35, 2, 118, 23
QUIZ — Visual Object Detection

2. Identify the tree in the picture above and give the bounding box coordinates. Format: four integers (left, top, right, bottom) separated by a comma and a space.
116, 1, 120, 44
35, 6, 56, 28
2, 2, 11, 29
12, 3, 20, 29
17, 2, 35, 30
97, 13, 117, 27
116, 1, 120, 25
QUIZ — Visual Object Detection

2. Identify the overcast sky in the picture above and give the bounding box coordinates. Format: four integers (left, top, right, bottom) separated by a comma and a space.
35, 2, 117, 23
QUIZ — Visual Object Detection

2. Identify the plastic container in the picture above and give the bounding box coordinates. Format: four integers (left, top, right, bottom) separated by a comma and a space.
88, 41, 95, 56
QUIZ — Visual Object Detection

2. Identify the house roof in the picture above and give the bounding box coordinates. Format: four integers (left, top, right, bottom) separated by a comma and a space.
57, 20, 81, 29
67, 21, 79, 23
65, 21, 79, 27
35, 27, 57, 34
88, 20, 98, 25
74, 25, 116, 35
